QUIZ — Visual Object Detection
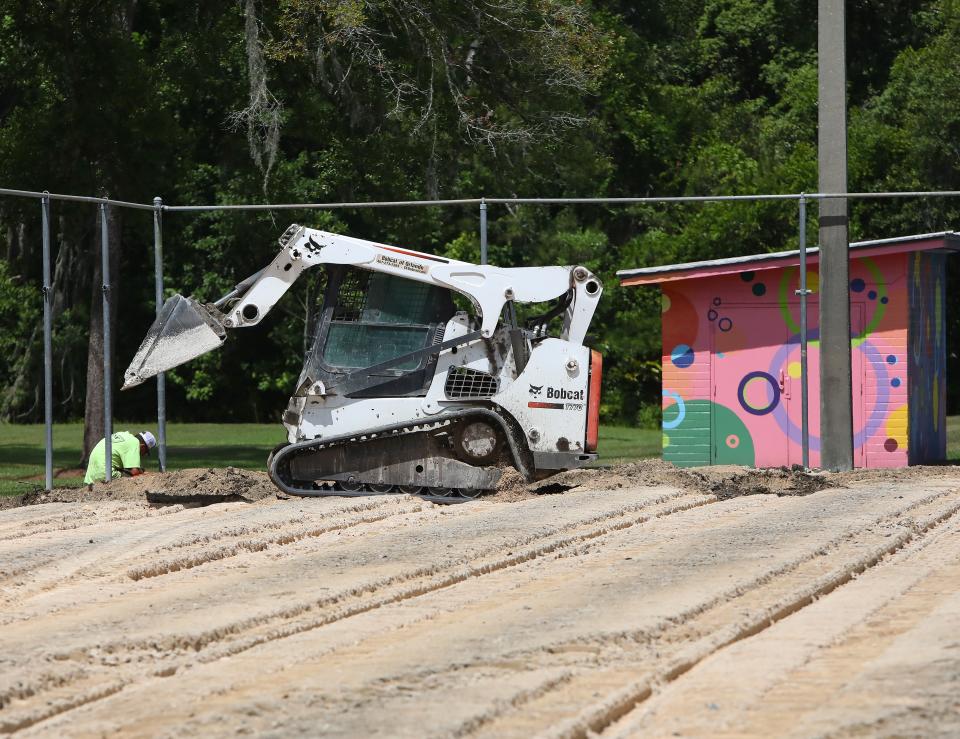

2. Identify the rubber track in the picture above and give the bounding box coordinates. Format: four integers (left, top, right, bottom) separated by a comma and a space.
269, 408, 538, 503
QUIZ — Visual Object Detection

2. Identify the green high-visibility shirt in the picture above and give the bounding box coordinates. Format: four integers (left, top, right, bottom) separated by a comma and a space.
84, 431, 142, 484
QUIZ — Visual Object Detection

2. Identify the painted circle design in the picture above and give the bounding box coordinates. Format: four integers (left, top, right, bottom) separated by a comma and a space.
769, 333, 889, 452
778, 259, 887, 341
777, 268, 820, 335
855, 258, 889, 341
884, 438, 898, 452
670, 344, 695, 369
718, 317, 733, 332
741, 271, 755, 282
662, 390, 686, 430
707, 308, 718, 321
726, 434, 740, 449
752, 283, 766, 296
891, 377, 901, 388
868, 290, 877, 300
737, 371, 780, 416
713, 297, 722, 306
850, 278, 866, 292
886, 354, 897, 365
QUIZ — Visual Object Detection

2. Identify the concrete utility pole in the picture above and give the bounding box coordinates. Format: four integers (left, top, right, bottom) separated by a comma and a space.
818, 0, 854, 471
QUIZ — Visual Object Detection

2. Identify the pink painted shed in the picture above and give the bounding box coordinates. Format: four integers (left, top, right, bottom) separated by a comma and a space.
618, 232, 960, 469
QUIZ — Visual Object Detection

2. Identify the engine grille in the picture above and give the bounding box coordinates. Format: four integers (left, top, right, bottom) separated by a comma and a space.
445, 366, 498, 399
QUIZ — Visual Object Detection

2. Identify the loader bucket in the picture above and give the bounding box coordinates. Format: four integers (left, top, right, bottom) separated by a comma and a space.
122, 295, 227, 389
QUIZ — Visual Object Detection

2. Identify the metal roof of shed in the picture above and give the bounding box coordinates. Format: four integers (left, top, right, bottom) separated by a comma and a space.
618, 231, 960, 286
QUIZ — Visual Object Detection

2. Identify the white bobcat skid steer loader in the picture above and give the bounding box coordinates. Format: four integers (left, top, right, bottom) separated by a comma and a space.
124, 225, 603, 502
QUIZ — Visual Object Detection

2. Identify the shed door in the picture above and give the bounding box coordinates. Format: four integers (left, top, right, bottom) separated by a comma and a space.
785, 304, 866, 468
711, 305, 790, 467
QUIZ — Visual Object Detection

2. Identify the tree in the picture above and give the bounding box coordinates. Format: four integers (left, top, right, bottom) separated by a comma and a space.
4, 0, 960, 434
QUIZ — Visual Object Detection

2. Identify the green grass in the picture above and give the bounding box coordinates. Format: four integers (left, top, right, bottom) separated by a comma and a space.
0, 422, 287, 496
948, 416, 960, 462
0, 421, 659, 495
594, 425, 661, 465
9, 415, 956, 496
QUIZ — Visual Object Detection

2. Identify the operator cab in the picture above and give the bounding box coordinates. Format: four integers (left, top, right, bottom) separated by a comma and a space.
300, 267, 457, 398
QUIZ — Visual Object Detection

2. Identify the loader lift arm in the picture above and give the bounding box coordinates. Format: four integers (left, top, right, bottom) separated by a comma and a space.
123, 224, 602, 389
220, 225, 597, 341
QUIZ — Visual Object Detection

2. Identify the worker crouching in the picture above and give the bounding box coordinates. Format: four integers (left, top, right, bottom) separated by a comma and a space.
84, 430, 157, 489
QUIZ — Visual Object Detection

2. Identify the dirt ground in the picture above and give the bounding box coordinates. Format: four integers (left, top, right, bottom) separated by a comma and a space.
6, 457, 926, 508
2, 462, 960, 736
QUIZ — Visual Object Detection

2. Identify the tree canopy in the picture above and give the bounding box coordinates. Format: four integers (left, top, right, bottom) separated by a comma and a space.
3, 0, 960, 433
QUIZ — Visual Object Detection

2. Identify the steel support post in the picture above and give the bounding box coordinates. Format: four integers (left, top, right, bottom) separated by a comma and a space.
153, 197, 167, 471
100, 203, 113, 482
818, 0, 853, 471
796, 196, 810, 468
479, 199, 488, 265
41, 194, 54, 491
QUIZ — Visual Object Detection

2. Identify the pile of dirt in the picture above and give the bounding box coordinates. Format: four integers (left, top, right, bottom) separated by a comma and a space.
8, 459, 959, 511
4, 467, 276, 508
490, 459, 834, 502
700, 466, 833, 500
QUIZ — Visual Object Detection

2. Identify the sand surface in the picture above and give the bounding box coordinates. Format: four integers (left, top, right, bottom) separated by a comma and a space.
2, 463, 959, 736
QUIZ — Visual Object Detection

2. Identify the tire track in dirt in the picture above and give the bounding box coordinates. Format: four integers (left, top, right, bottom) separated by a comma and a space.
16, 480, 960, 738
125, 498, 427, 580
121, 491, 702, 658
0, 487, 703, 731
0, 502, 184, 542
188, 491, 717, 667
200, 484, 960, 738
0, 501, 258, 587
344, 485, 960, 738
0, 497, 423, 614
603, 500, 960, 738
529, 487, 960, 739
0, 679, 125, 735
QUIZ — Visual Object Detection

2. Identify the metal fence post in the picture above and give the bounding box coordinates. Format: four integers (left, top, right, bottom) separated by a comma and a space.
796, 195, 810, 468
100, 202, 113, 483
479, 199, 487, 265
41, 193, 54, 491
153, 196, 167, 471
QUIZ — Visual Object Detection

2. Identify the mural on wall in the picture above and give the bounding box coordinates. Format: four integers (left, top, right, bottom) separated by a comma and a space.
908, 252, 947, 462
661, 252, 915, 469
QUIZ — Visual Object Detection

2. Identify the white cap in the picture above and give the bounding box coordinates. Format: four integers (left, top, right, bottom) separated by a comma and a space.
140, 431, 157, 450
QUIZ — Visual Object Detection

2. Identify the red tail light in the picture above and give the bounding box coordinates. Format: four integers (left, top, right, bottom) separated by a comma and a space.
586, 350, 602, 452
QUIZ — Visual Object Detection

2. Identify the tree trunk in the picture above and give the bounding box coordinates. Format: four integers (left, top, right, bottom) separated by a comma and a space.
81, 206, 122, 465
0, 217, 37, 420
54, 212, 85, 418
0, 324, 39, 421
82, 273, 105, 466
